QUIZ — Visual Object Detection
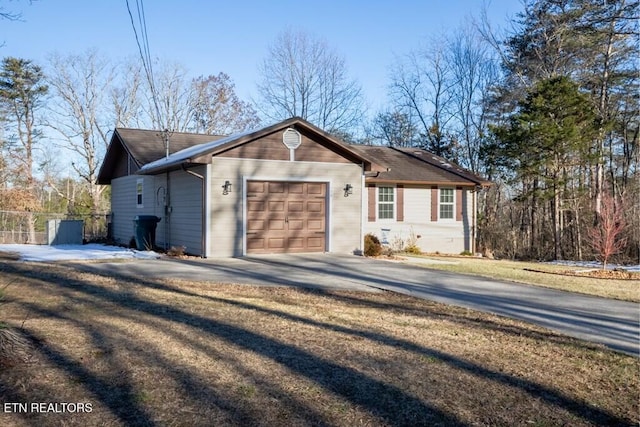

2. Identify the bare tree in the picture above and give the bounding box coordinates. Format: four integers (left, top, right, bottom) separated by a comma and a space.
113, 60, 260, 137
371, 110, 418, 147
111, 59, 144, 129
588, 190, 628, 270
390, 38, 457, 159
256, 29, 365, 133
0, 3, 21, 21
142, 60, 195, 132
448, 24, 498, 173
45, 50, 113, 232
191, 73, 260, 135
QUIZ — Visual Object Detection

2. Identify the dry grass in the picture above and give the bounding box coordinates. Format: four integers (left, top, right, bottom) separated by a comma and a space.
0, 260, 638, 427
403, 255, 640, 302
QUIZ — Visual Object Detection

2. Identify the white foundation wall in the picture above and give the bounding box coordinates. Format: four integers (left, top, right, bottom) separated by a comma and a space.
363, 185, 474, 254
208, 158, 363, 257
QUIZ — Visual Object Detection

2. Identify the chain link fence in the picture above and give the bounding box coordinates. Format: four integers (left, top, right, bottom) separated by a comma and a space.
0, 210, 110, 245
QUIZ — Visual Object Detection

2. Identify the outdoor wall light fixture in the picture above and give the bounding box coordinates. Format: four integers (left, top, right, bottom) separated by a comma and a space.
343, 183, 353, 197
222, 180, 232, 195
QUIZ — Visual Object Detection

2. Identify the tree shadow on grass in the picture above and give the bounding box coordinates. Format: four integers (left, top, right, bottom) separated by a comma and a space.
1, 262, 466, 426
70, 257, 608, 354
193, 255, 639, 354
1, 260, 635, 426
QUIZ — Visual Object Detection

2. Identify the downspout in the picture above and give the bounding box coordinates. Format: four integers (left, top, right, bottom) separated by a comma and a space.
472, 185, 481, 255
163, 131, 171, 251
472, 187, 476, 254
361, 171, 365, 255
165, 171, 170, 250
182, 164, 206, 258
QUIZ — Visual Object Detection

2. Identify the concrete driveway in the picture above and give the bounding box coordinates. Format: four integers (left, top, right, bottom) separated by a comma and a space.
76, 253, 640, 356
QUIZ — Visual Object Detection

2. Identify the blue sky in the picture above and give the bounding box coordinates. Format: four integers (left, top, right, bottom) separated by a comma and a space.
1, 0, 519, 112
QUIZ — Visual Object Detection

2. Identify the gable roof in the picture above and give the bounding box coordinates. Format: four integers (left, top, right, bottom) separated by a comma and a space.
137, 117, 377, 175
348, 145, 490, 187
97, 119, 490, 188
97, 128, 225, 184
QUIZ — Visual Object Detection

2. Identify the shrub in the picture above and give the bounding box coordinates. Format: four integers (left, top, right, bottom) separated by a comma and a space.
460, 250, 472, 256
364, 233, 382, 257
390, 235, 405, 253
0, 283, 32, 368
403, 228, 422, 254
404, 244, 422, 254
167, 245, 187, 257
0, 326, 32, 368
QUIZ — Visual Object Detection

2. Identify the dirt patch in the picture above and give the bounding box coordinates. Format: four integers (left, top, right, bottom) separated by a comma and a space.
565, 269, 639, 280
0, 251, 20, 261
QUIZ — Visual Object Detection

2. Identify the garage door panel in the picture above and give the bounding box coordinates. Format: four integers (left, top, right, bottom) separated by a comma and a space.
247, 181, 265, 194
288, 183, 304, 194
268, 182, 285, 193
247, 220, 265, 230
246, 181, 326, 254
307, 237, 324, 250
288, 237, 304, 249
288, 201, 304, 212
267, 237, 285, 249
307, 201, 324, 213
307, 183, 325, 195
268, 219, 285, 230
288, 219, 304, 230
246, 236, 265, 250
308, 219, 324, 231
247, 201, 265, 212
269, 201, 285, 211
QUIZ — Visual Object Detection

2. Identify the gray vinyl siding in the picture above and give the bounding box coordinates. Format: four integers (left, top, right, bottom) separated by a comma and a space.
151, 167, 205, 256
208, 158, 363, 257
111, 170, 204, 256
363, 185, 473, 254
110, 175, 156, 246
166, 168, 204, 255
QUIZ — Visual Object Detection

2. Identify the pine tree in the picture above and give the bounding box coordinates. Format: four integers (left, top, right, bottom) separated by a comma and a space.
0, 57, 48, 242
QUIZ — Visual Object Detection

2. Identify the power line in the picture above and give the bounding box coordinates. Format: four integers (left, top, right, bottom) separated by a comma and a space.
125, 0, 162, 131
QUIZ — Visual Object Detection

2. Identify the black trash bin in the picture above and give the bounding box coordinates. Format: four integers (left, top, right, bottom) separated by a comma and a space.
133, 215, 161, 250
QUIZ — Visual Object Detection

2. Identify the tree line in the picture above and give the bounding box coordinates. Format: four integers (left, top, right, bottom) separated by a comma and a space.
0, 0, 638, 263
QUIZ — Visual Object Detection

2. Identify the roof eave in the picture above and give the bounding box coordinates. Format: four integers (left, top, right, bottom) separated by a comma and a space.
137, 159, 208, 176
365, 178, 482, 186
96, 129, 144, 185
139, 117, 378, 174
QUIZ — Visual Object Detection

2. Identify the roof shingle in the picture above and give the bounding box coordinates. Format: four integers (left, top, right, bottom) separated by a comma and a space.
348, 145, 489, 186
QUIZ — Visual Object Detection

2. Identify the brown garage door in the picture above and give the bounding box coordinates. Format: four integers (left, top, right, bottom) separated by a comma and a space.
246, 181, 326, 253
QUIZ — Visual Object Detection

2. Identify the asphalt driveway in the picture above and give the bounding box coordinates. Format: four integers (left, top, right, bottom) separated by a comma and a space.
76, 253, 640, 356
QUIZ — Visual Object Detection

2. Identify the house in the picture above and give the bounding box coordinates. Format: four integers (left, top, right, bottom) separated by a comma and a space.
97, 117, 489, 257
349, 145, 490, 254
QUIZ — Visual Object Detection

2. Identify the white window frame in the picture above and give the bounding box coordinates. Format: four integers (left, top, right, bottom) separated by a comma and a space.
136, 178, 144, 208
377, 186, 395, 221
439, 187, 454, 220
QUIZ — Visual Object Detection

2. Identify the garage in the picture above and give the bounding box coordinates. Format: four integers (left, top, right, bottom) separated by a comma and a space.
246, 181, 326, 253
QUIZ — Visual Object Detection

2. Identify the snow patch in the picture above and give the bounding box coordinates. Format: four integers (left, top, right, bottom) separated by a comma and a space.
547, 260, 640, 272
0, 243, 162, 262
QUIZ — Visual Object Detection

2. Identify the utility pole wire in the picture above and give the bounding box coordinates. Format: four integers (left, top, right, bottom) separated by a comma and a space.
125, 0, 167, 153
